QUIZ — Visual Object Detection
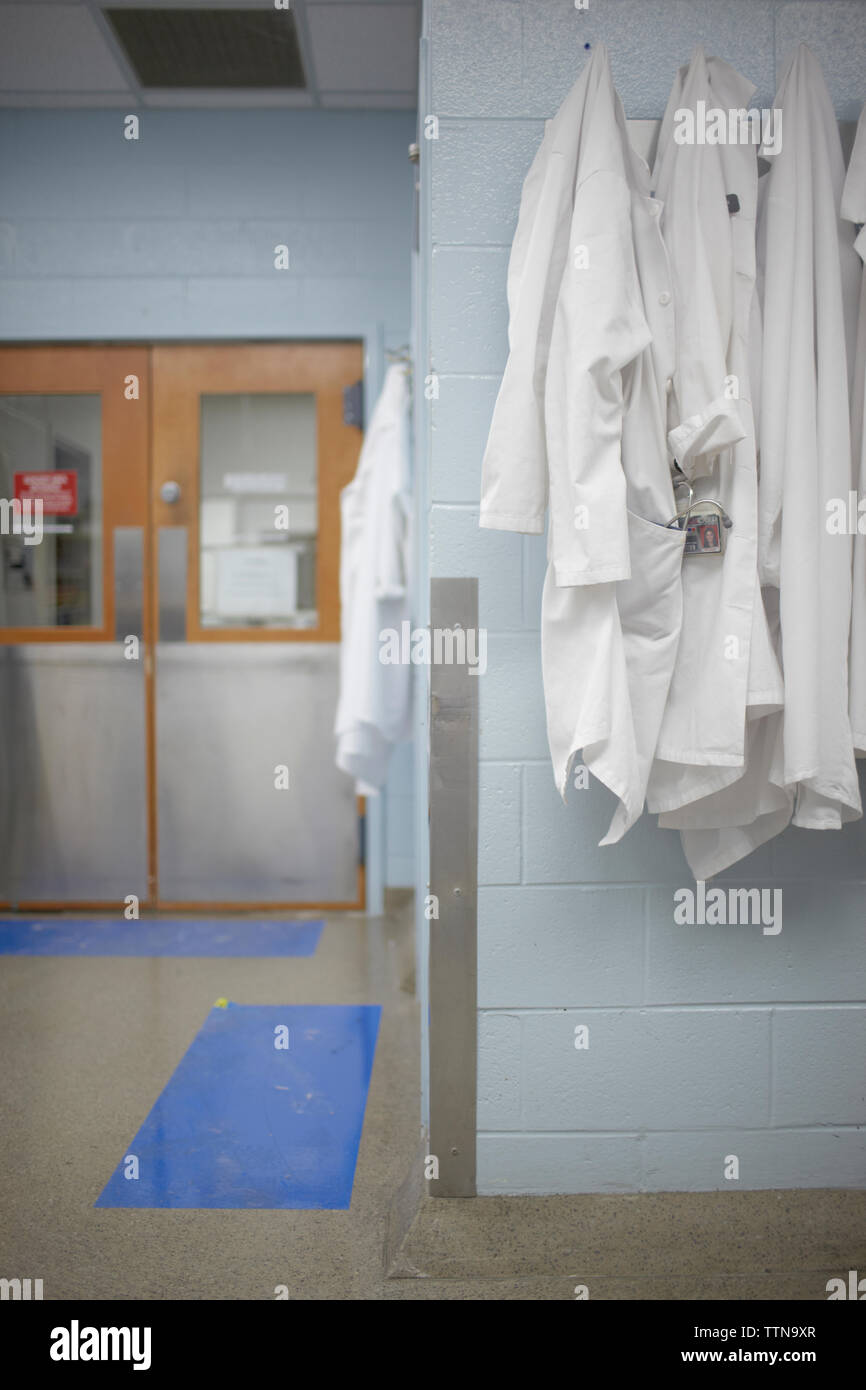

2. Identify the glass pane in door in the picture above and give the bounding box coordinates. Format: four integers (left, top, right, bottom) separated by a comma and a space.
0, 394, 103, 628
199, 393, 317, 629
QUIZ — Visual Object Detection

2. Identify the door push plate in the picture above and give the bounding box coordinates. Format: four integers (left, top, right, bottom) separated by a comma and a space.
158, 527, 187, 642
113, 527, 144, 642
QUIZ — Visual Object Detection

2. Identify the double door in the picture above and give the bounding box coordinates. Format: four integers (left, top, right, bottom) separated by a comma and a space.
0, 342, 364, 909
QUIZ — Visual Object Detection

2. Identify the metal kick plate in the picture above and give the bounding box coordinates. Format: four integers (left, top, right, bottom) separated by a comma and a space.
154, 643, 358, 903
0, 645, 148, 901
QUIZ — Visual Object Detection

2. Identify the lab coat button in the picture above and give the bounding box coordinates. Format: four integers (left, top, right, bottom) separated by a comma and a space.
648, 201, 660, 216
665, 377, 673, 394
659, 291, 672, 306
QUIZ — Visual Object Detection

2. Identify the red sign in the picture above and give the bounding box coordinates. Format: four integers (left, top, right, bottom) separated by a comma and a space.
13, 470, 78, 517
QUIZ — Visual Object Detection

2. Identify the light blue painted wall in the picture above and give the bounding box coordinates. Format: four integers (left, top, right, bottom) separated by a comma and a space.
0, 106, 416, 889
422, 0, 866, 1192
0, 109, 414, 342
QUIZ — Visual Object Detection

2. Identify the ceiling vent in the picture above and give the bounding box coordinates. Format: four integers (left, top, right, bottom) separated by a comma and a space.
103, 7, 306, 89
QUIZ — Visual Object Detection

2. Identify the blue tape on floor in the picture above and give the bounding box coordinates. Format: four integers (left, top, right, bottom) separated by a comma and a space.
0, 918, 323, 957
95, 1003, 381, 1209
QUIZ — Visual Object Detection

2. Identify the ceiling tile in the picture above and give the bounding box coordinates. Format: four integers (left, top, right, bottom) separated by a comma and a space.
0, 4, 130, 91
307, 3, 418, 92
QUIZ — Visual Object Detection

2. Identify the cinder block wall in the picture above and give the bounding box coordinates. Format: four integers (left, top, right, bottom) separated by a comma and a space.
423, 0, 866, 1192
0, 106, 416, 887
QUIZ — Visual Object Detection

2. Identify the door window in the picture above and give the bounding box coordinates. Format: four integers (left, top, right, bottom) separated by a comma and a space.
0, 393, 102, 628
199, 392, 317, 630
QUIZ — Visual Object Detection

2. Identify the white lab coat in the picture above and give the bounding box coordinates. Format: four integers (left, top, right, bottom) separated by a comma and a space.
842, 102, 866, 754
671, 46, 863, 874
481, 43, 686, 842
636, 49, 792, 879
755, 44, 861, 831
335, 364, 413, 793
647, 50, 785, 835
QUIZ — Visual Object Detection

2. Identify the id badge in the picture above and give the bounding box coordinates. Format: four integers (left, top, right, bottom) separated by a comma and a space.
666, 467, 733, 557
684, 512, 724, 555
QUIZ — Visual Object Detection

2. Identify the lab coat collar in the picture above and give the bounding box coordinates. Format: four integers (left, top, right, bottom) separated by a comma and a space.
545, 43, 652, 199
653, 44, 757, 194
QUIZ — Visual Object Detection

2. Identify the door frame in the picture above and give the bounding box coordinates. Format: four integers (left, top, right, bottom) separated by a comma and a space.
0, 340, 369, 913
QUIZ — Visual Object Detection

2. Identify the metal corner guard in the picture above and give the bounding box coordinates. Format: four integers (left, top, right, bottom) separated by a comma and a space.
428, 578, 479, 1198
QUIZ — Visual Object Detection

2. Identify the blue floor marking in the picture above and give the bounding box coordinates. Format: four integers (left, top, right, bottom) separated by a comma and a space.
95, 1003, 381, 1210
0, 918, 323, 957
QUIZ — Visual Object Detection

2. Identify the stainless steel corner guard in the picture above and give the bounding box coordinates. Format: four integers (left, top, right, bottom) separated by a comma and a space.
428, 577, 478, 1197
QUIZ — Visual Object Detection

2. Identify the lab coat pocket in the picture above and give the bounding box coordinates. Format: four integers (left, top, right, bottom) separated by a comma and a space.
618, 509, 685, 642
618, 510, 684, 786
591, 510, 685, 845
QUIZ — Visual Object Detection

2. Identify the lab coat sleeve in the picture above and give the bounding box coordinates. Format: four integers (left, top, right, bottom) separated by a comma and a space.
367, 367, 411, 600
842, 105, 866, 226
479, 148, 567, 535
842, 105, 866, 261
665, 172, 745, 476
658, 63, 748, 477
544, 168, 653, 586
375, 490, 411, 600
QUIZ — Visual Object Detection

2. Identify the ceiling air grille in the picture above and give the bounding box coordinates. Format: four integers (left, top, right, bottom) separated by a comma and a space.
103, 7, 306, 89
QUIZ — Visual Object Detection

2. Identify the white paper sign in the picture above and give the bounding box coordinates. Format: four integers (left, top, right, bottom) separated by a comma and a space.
215, 547, 297, 619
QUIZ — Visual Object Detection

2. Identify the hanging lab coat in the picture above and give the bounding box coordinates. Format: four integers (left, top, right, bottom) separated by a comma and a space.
481, 43, 686, 842
335, 364, 413, 794
647, 50, 785, 822
754, 43, 862, 831
842, 102, 866, 754
640, 49, 792, 877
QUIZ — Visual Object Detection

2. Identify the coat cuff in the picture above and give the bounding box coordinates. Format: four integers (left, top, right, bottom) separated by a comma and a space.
667, 394, 745, 476
479, 508, 545, 534
553, 559, 631, 586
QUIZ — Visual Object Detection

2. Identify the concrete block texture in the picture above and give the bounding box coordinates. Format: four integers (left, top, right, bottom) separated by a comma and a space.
425, 0, 866, 1193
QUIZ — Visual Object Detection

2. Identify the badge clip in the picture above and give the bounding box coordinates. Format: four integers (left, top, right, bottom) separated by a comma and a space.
666, 467, 733, 556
